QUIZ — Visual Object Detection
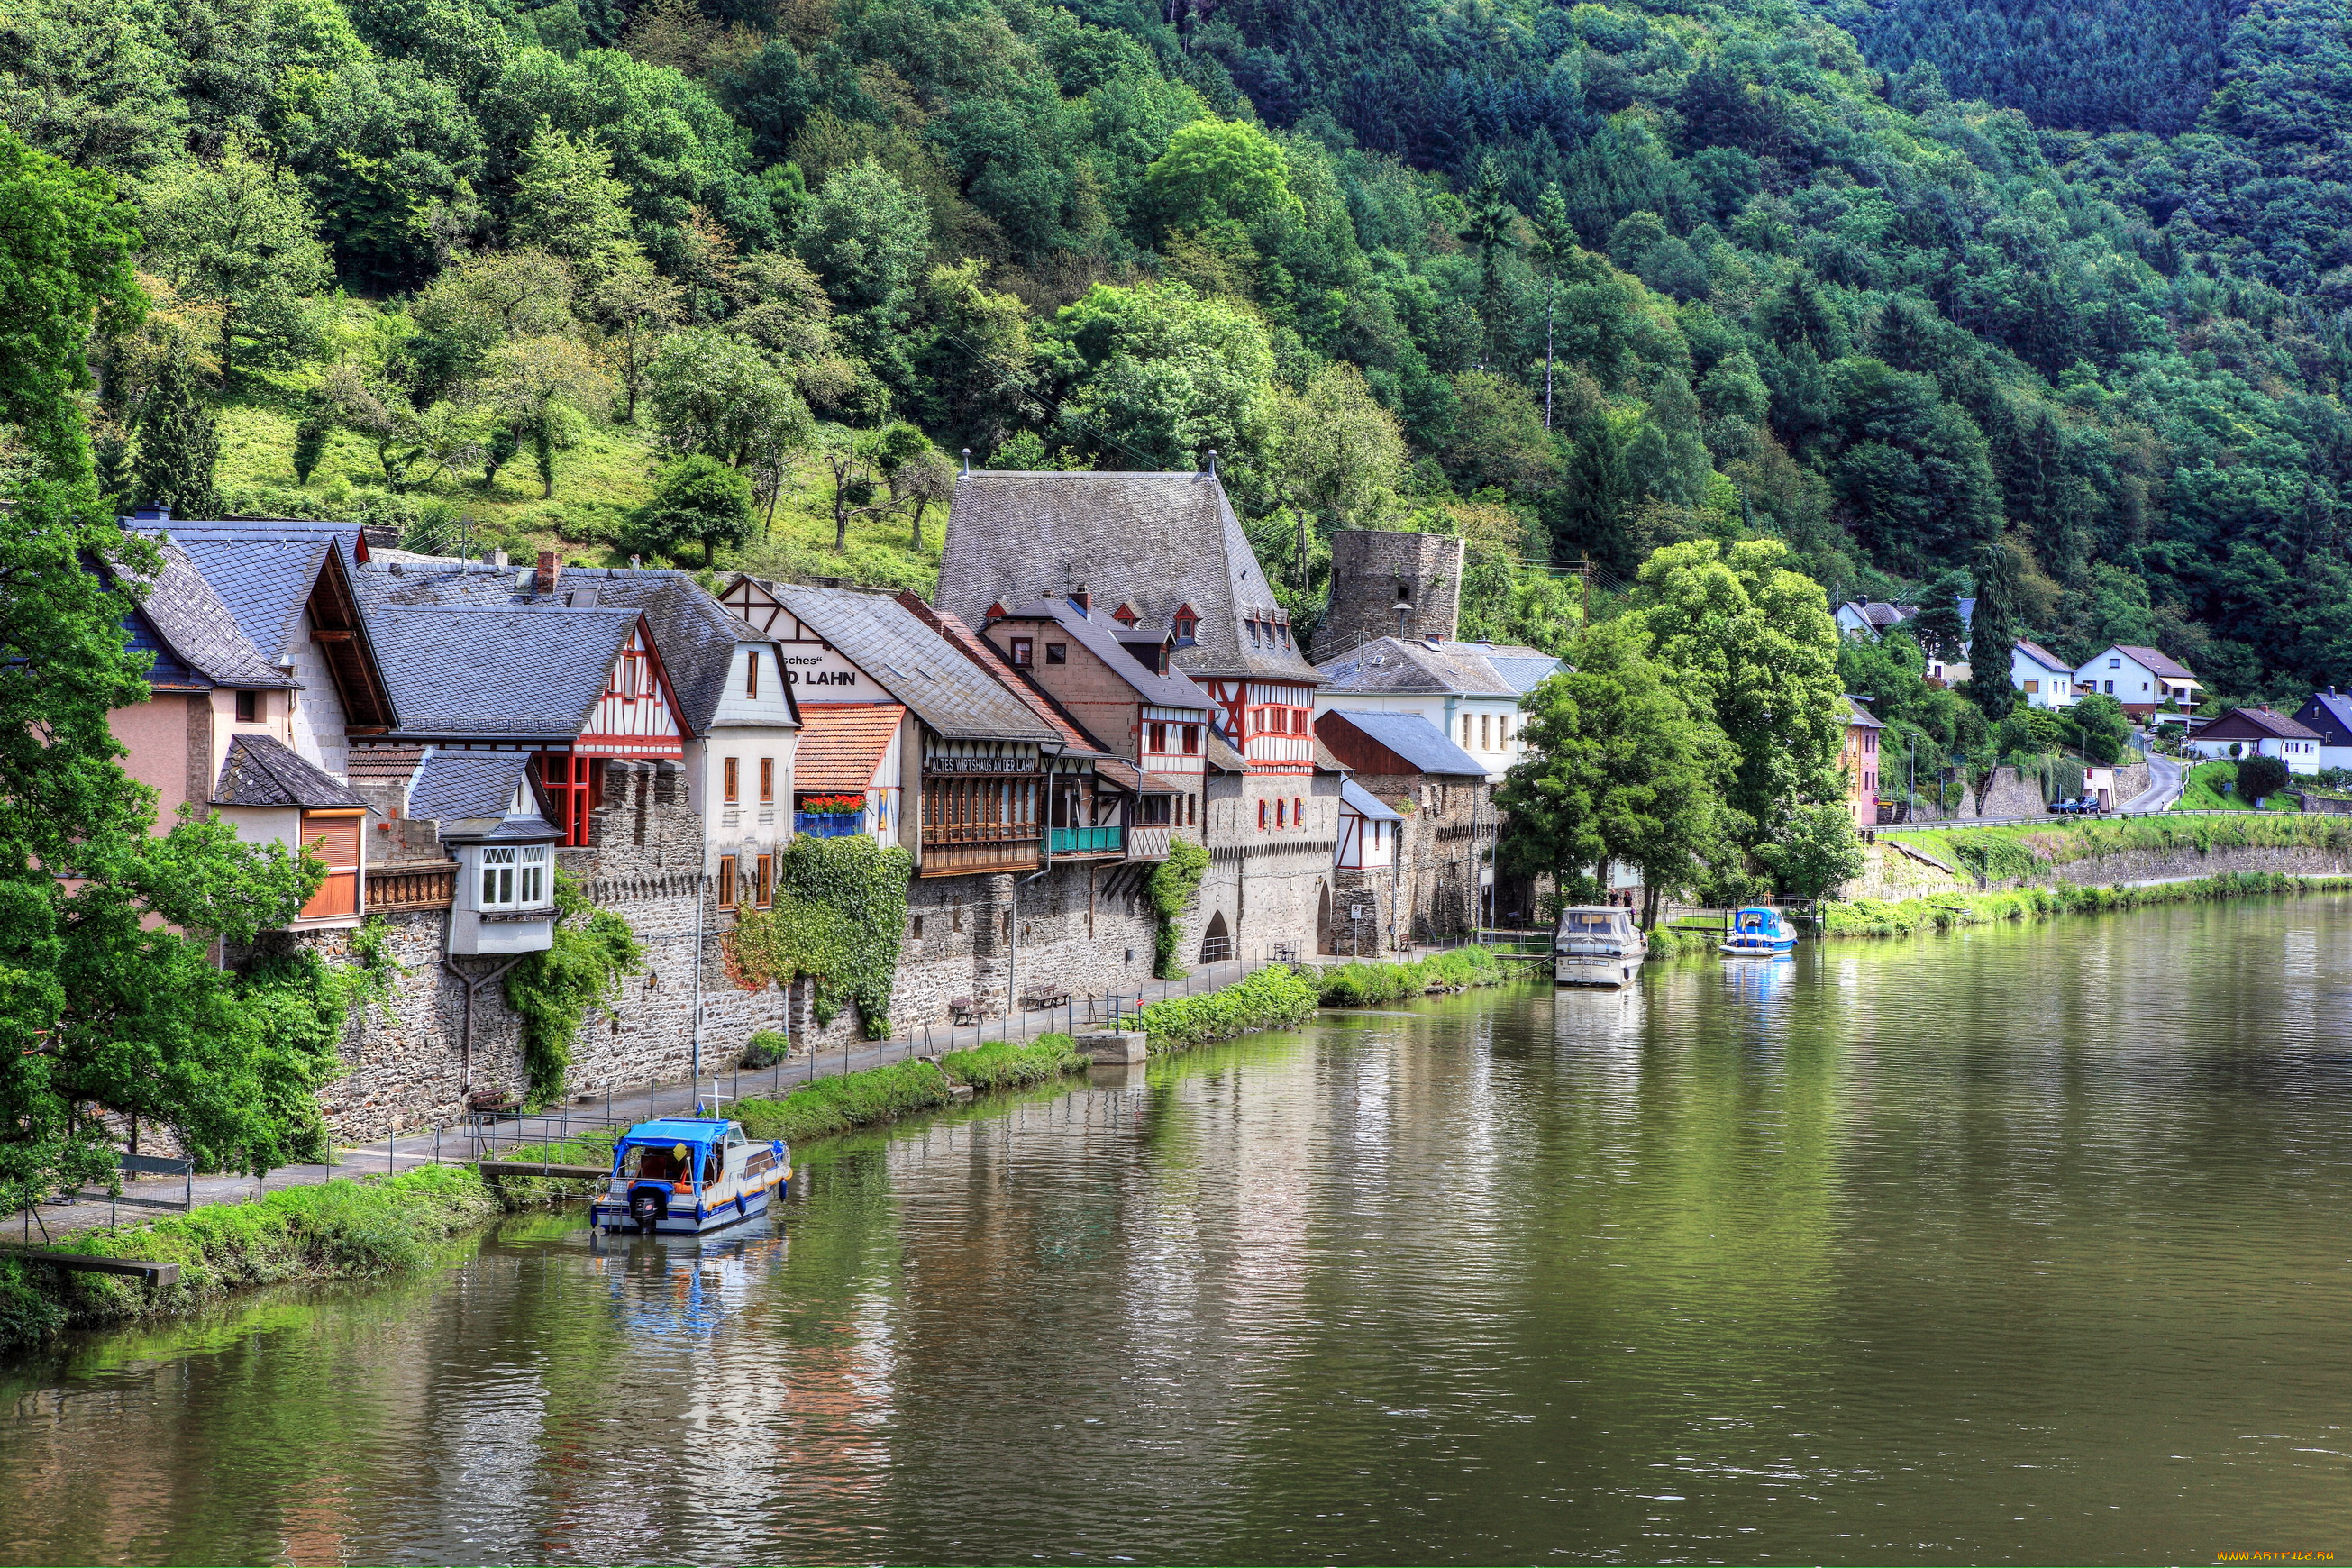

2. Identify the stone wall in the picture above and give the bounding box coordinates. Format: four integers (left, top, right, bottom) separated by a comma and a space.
2294, 790, 2352, 816
1838, 836, 2352, 901
1197, 771, 1340, 963
295, 757, 787, 1141
1347, 773, 1496, 944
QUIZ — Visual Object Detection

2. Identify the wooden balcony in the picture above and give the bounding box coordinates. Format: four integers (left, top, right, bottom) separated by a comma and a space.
368, 861, 458, 912
1049, 825, 1125, 858
1124, 825, 1172, 861
918, 834, 1041, 878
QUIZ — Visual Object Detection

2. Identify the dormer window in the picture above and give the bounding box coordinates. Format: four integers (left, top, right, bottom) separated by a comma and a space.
1112, 603, 1139, 627
1172, 609, 1198, 645
1009, 637, 1033, 667
479, 844, 551, 910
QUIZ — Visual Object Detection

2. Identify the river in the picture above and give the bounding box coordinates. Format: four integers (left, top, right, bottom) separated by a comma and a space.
4, 898, 2347, 1566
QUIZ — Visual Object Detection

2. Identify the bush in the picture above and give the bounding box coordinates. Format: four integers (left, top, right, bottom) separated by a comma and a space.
742, 1030, 788, 1069
2237, 753, 2290, 804
1316, 946, 1509, 1005
731, 1059, 953, 1144
1132, 965, 1319, 1050
939, 1035, 1084, 1089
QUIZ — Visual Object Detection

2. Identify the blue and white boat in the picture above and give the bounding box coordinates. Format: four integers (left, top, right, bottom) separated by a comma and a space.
1719, 906, 1798, 957
593, 1118, 790, 1235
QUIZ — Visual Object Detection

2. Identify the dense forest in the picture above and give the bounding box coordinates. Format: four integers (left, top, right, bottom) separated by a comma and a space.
8, 0, 2352, 710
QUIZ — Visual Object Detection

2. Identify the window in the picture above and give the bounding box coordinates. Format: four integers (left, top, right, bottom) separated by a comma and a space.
1182, 725, 1199, 754
235, 689, 260, 723
2024, 679, 2040, 694
1293, 796, 1303, 825
1481, 713, 1491, 750
760, 758, 774, 802
611, 647, 648, 699
2104, 680, 2114, 694
755, 853, 772, 907
1009, 637, 1033, 667
1146, 722, 1167, 753
910, 915, 925, 939
2108, 657, 2120, 669
479, 844, 547, 910
724, 757, 739, 803
1277, 798, 1287, 827
717, 858, 736, 908
1045, 643, 1067, 664
519, 844, 547, 907
1500, 716, 1512, 746
1173, 613, 1197, 645
747, 652, 761, 697
1462, 714, 1473, 747
1258, 799, 1268, 830
537, 752, 600, 847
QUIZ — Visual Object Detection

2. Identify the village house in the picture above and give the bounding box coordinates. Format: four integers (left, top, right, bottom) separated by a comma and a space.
1312, 634, 1558, 783
1315, 707, 1493, 944
935, 469, 1337, 968
1836, 596, 1975, 685
2182, 707, 2323, 775
2075, 644, 2201, 719
1841, 697, 1884, 828
718, 577, 1164, 1029
2009, 640, 2078, 709
2291, 689, 2352, 771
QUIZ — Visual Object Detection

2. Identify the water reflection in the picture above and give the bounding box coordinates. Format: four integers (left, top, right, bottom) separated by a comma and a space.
2, 899, 2349, 1566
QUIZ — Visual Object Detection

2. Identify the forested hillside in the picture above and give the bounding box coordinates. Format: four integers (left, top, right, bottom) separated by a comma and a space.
9, 0, 2352, 706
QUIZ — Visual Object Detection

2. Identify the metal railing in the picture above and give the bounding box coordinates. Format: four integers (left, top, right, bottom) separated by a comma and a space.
792, 813, 865, 839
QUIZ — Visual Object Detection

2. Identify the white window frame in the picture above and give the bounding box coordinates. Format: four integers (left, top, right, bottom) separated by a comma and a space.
479, 843, 552, 911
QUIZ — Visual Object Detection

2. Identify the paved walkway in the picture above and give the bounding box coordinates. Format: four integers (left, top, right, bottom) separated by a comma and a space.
5, 954, 1296, 1244
2119, 750, 2183, 814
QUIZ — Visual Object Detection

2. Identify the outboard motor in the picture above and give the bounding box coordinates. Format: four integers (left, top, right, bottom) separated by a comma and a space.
627, 1185, 668, 1235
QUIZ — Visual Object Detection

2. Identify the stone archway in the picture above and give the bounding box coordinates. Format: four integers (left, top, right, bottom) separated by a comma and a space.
1201, 910, 1231, 964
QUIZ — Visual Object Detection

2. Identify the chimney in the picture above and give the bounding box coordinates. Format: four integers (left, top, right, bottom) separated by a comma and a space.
1070, 588, 1090, 616
962, 447, 971, 476
130, 503, 169, 524
535, 550, 560, 596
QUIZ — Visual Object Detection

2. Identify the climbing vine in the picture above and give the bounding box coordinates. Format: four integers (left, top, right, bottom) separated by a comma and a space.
504, 870, 643, 1108
1147, 837, 1210, 980
725, 834, 913, 1038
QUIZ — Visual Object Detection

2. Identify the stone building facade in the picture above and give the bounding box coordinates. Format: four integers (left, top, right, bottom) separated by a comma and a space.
1345, 772, 1495, 944
1197, 762, 1343, 964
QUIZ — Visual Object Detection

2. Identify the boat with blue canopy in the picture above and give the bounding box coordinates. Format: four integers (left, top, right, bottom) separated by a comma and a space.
1719, 906, 1798, 957
593, 1117, 790, 1235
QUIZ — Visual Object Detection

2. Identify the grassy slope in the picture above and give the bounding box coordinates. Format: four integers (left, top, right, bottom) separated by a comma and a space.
2175, 759, 2299, 812
215, 397, 944, 593
1881, 812, 2352, 880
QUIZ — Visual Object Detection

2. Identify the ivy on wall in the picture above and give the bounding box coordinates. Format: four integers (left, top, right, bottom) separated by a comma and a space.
725, 834, 914, 1039
505, 871, 643, 1108
1147, 838, 1210, 980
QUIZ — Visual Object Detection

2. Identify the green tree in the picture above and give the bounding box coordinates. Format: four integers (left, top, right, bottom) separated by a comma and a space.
509, 119, 636, 280
129, 341, 220, 518
1909, 570, 1973, 664
1964, 537, 2021, 721
2068, 690, 2131, 765
1458, 154, 1514, 370
2236, 752, 2289, 805
792, 158, 929, 353
1048, 280, 1280, 494
1141, 117, 1296, 232
0, 130, 344, 1211
1754, 801, 1864, 900
584, 252, 683, 423
291, 400, 332, 486
137, 144, 330, 385
1628, 537, 1847, 841
1532, 182, 1573, 429
625, 452, 752, 565
1497, 617, 1735, 923
483, 334, 608, 497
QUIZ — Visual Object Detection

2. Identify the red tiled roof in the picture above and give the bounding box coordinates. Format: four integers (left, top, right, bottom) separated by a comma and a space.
793, 704, 903, 793
894, 591, 1111, 757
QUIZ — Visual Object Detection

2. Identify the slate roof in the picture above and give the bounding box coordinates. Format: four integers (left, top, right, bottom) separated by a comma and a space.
120, 537, 297, 689
406, 750, 562, 841
1206, 732, 1250, 772
155, 535, 332, 661
2195, 707, 2322, 743
937, 471, 1321, 683
897, 592, 1113, 758
1340, 777, 1403, 822
1845, 696, 1884, 731
1316, 635, 1544, 697
2012, 639, 2072, 673
2112, 644, 2198, 682
2296, 690, 2352, 745
791, 704, 904, 794
368, 606, 643, 740
990, 597, 1213, 710
1323, 709, 1486, 776
762, 584, 1059, 743
212, 734, 368, 808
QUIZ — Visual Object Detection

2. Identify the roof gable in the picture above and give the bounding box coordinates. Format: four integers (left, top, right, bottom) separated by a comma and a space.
2197, 707, 2321, 743
116, 536, 297, 690
989, 597, 1211, 710
2012, 639, 2070, 673
2295, 691, 2352, 743
213, 734, 368, 808
936, 471, 1320, 683
755, 582, 1060, 743
369, 605, 643, 740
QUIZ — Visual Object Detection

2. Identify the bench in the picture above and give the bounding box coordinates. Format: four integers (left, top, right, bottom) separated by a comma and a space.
947, 997, 985, 1026
1018, 986, 1070, 1012
0, 1247, 180, 1287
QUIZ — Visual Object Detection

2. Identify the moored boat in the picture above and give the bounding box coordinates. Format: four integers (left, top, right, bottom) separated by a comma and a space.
1554, 905, 1641, 987
593, 1117, 790, 1235
1719, 906, 1797, 957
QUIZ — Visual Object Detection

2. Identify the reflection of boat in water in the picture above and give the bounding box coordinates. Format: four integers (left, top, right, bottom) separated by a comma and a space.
600, 1226, 784, 1342
592, 1118, 790, 1235
1720, 906, 1797, 957
1719, 950, 1797, 1005
1551, 980, 1643, 1050
1554, 905, 1641, 987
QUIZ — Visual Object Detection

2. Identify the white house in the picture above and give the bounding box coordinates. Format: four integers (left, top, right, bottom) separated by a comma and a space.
1837, 597, 1975, 684
1313, 635, 1562, 784
2075, 644, 2201, 719
2182, 707, 2323, 776
2010, 640, 2078, 708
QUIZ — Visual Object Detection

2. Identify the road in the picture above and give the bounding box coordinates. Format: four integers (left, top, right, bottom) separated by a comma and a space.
2120, 749, 2183, 814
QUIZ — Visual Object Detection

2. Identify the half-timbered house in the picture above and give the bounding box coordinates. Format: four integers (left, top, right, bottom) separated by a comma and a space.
936, 469, 1337, 966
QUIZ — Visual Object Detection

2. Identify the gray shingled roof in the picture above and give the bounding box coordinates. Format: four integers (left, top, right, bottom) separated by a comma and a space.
764, 584, 1060, 743
406, 750, 562, 841
145, 534, 329, 661
212, 734, 367, 808
2013, 638, 2070, 673
937, 471, 1321, 683
2113, 644, 2198, 681
1845, 696, 1884, 730
1317, 635, 1526, 697
1326, 708, 1485, 776
369, 606, 643, 740
993, 597, 1212, 710
1341, 777, 1402, 822
121, 537, 298, 688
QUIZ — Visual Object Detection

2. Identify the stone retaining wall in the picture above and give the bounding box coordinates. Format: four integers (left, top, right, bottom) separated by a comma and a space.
1841, 837, 2352, 902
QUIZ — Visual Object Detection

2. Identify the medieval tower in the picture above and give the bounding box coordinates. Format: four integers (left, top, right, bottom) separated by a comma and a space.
1317, 530, 1466, 656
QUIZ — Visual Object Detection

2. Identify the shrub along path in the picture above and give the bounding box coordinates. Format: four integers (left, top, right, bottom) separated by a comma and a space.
4, 952, 1306, 1244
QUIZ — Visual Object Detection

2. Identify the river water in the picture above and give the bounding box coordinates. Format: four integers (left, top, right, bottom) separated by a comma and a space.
4, 899, 2348, 1566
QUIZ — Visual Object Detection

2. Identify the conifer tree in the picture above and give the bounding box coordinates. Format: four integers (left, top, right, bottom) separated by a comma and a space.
1964, 541, 2021, 720
132, 343, 220, 517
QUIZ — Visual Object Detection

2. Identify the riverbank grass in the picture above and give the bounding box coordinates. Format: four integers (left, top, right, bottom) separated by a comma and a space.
1315, 946, 1516, 1005
1133, 965, 1320, 1050
1883, 810, 2352, 884
1821, 871, 2352, 938
0, 1162, 498, 1354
